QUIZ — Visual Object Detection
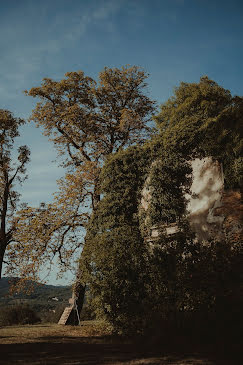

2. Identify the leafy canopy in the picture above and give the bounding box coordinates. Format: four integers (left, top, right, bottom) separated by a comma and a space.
9, 66, 156, 286
0, 110, 30, 279
154, 76, 243, 188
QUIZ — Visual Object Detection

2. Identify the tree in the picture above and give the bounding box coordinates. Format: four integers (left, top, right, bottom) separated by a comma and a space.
8, 66, 156, 294
146, 76, 242, 329
0, 109, 30, 279
25, 66, 155, 207
80, 146, 151, 334
154, 76, 243, 187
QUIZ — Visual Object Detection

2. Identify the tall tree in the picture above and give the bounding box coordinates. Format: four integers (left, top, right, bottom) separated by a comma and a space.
154, 76, 243, 187
26, 66, 156, 207
9, 66, 156, 293
0, 110, 30, 278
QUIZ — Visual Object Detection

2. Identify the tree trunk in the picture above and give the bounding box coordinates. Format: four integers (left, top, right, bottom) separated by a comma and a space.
75, 282, 86, 315
73, 190, 101, 318
71, 275, 86, 321
0, 244, 6, 279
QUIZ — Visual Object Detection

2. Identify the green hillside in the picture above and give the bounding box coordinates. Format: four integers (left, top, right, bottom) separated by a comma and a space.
0, 277, 72, 322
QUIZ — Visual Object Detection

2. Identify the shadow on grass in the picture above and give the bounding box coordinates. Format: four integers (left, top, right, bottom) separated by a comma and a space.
0, 335, 241, 365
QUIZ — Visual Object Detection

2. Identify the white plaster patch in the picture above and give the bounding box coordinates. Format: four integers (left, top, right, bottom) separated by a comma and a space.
186, 157, 224, 216
186, 157, 224, 240
140, 156, 225, 242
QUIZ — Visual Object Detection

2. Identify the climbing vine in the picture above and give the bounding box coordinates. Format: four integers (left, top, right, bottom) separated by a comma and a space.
79, 76, 242, 335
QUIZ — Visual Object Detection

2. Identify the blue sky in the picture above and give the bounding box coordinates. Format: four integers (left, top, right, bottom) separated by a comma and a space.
1, 0, 242, 284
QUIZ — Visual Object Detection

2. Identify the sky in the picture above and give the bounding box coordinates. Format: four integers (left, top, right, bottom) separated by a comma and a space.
1, 0, 243, 285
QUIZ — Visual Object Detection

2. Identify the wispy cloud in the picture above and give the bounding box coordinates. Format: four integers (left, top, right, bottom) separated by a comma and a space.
0, 0, 122, 104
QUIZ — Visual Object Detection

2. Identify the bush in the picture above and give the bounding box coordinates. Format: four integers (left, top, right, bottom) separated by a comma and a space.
79, 304, 96, 321
0, 304, 40, 326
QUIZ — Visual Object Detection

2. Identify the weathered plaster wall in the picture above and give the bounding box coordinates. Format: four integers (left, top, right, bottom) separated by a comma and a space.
186, 157, 224, 240
141, 157, 242, 242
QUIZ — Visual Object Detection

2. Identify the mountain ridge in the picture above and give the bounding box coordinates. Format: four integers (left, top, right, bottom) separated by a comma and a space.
0, 277, 72, 319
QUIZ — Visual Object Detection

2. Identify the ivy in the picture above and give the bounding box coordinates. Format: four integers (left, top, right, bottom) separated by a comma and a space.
80, 76, 242, 335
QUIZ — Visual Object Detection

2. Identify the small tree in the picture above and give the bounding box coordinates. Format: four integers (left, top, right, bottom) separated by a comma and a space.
0, 110, 30, 278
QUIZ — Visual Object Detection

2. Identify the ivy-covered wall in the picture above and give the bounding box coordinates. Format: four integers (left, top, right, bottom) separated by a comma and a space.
79, 76, 242, 334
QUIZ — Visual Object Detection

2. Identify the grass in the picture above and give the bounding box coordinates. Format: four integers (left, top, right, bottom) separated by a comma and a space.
0, 321, 241, 364
0, 321, 110, 344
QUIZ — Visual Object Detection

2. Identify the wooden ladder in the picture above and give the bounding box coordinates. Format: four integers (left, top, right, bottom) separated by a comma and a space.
58, 305, 74, 325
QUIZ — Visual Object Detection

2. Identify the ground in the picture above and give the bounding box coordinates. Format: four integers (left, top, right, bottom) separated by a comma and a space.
0, 322, 240, 365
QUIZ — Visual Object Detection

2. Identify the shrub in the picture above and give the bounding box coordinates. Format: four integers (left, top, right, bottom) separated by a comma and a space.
0, 304, 40, 326
79, 304, 96, 321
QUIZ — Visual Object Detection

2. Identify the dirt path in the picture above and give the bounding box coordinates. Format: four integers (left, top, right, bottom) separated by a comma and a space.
0, 324, 240, 364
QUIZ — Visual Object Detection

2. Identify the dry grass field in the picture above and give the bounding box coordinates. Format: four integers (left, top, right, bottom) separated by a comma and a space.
0, 322, 240, 365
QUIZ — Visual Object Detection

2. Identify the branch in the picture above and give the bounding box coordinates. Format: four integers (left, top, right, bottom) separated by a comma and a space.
56, 124, 91, 162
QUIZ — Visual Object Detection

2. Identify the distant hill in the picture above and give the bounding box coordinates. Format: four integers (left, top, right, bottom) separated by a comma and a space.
0, 277, 72, 318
